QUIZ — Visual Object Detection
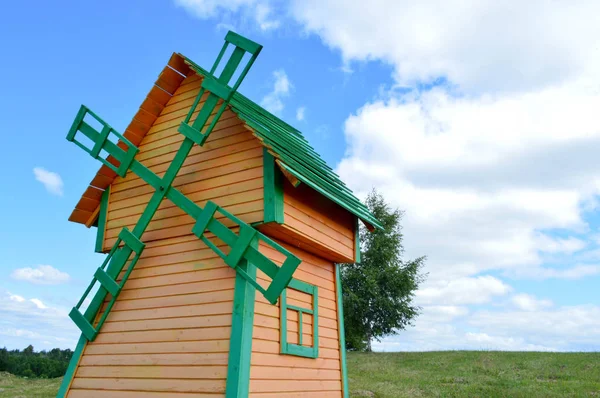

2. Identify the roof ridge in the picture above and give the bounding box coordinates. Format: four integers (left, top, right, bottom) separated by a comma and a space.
182, 54, 382, 230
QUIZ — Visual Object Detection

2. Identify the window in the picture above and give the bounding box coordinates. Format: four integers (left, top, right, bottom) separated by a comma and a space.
280, 278, 319, 358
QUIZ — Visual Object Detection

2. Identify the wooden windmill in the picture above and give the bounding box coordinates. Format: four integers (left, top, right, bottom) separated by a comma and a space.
58, 31, 382, 398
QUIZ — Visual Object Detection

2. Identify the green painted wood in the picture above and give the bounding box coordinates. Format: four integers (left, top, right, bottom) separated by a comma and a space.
55, 334, 86, 398
94, 186, 110, 253
355, 217, 361, 263
68, 308, 97, 341
93, 268, 121, 297
225, 31, 262, 55
69, 227, 146, 341
68, 110, 139, 178
336, 265, 350, 398
280, 278, 319, 358
263, 148, 284, 224
225, 225, 256, 267
225, 240, 257, 398
178, 30, 262, 147
188, 200, 301, 304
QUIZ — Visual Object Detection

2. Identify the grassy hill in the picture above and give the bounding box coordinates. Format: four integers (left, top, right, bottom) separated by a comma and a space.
0, 372, 61, 397
1, 351, 598, 397
347, 351, 600, 397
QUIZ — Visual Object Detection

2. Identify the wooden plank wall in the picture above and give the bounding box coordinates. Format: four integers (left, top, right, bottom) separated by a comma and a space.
249, 242, 343, 397
261, 180, 355, 263
67, 235, 237, 397
103, 73, 265, 250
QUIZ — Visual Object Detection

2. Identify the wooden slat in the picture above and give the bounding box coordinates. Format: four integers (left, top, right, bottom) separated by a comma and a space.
134, 108, 158, 127
84, 340, 230, 355
84, 205, 101, 228
169, 53, 191, 76
148, 85, 172, 107
68, 389, 218, 398
250, 392, 342, 398
141, 96, 166, 117
79, 352, 228, 367
75, 196, 99, 212
71, 377, 226, 393
106, 301, 234, 322
250, 379, 342, 393
155, 66, 186, 95
251, 366, 341, 381
113, 289, 234, 312
69, 208, 93, 224
82, 186, 104, 201
90, 172, 114, 190
76, 365, 227, 380
92, 327, 231, 344
251, 353, 340, 370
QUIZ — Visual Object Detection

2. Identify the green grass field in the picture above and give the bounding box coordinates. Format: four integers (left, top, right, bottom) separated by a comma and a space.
347, 351, 600, 397
0, 372, 61, 398
1, 351, 598, 397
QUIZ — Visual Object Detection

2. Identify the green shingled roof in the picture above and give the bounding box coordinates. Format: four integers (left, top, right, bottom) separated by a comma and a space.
182, 55, 383, 230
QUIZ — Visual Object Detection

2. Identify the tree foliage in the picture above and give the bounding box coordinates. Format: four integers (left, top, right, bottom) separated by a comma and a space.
0, 346, 73, 378
342, 190, 426, 351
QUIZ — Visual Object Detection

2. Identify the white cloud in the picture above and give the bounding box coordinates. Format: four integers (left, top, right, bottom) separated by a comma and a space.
463, 333, 555, 352
0, 290, 78, 350
254, 2, 279, 31
513, 264, 600, 280
337, 82, 600, 282
376, 302, 600, 351
260, 69, 292, 114
9, 294, 25, 303
511, 293, 553, 311
534, 235, 586, 254
416, 276, 511, 306
11, 265, 71, 285
33, 167, 63, 196
290, 0, 600, 93
175, 0, 279, 31
296, 106, 306, 121
29, 298, 48, 310
469, 305, 600, 350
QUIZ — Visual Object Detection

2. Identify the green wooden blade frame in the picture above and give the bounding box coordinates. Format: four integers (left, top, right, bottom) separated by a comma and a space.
66, 31, 301, 341
68, 227, 145, 341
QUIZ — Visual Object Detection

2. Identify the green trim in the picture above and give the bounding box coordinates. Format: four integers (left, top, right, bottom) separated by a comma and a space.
263, 148, 284, 224
336, 265, 349, 398
354, 217, 361, 263
94, 186, 110, 253
280, 278, 319, 359
187, 199, 301, 305
56, 334, 86, 397
226, 240, 257, 398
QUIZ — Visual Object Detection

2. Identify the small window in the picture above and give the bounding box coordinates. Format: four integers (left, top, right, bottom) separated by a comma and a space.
280, 278, 318, 358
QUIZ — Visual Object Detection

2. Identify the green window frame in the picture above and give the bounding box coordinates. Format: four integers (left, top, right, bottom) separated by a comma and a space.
280, 278, 319, 358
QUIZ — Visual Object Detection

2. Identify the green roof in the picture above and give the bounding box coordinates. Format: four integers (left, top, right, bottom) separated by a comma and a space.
183, 55, 383, 230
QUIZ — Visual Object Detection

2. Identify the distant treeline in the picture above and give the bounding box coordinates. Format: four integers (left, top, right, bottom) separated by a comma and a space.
0, 345, 73, 378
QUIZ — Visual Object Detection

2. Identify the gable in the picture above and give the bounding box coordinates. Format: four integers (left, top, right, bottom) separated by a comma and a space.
98, 73, 265, 251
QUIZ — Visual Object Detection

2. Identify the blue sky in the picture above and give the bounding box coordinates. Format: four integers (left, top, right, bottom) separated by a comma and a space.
1, 0, 599, 352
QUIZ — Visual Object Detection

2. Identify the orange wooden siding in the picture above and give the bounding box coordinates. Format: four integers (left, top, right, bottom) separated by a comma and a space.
67, 235, 237, 397
103, 73, 264, 251
259, 180, 355, 264
249, 242, 343, 397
